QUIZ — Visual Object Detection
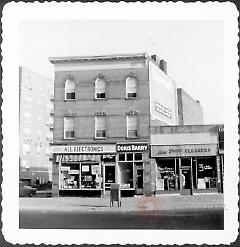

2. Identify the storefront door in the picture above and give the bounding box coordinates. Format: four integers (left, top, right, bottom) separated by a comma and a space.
104, 164, 115, 190
136, 169, 143, 194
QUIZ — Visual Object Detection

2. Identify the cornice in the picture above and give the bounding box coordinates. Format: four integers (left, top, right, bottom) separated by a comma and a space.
49, 53, 146, 64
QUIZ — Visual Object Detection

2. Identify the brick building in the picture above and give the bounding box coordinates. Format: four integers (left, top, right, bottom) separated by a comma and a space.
19, 67, 54, 186
177, 88, 204, 125
49, 53, 180, 197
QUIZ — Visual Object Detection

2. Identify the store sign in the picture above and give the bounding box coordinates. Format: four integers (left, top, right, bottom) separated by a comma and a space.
117, 143, 148, 152
52, 144, 116, 154
151, 144, 218, 157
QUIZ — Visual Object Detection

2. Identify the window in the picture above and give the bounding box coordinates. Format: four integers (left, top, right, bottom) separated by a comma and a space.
95, 78, 106, 99
65, 78, 75, 100
126, 77, 137, 98
127, 116, 138, 138
23, 144, 30, 155
64, 117, 75, 139
24, 96, 32, 107
95, 117, 106, 138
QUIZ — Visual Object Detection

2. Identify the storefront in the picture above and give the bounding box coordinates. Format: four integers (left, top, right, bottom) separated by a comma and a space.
116, 142, 149, 196
52, 144, 116, 197
150, 125, 223, 195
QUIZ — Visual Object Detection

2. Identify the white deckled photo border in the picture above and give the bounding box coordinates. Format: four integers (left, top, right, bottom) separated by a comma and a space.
2, 2, 239, 245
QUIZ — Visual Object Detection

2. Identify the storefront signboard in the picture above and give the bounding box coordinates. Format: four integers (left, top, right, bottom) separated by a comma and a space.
117, 143, 148, 152
151, 144, 218, 157
52, 144, 116, 154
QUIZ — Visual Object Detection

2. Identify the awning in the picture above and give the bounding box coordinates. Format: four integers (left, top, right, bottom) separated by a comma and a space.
56, 154, 101, 163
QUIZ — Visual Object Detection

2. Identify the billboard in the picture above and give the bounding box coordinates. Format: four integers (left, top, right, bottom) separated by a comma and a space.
149, 61, 178, 125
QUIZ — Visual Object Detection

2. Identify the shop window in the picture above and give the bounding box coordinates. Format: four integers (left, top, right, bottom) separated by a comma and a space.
95, 117, 106, 138
65, 78, 75, 100
64, 117, 75, 139
156, 159, 179, 191
126, 153, 133, 161
95, 78, 106, 99
126, 77, 137, 98
60, 163, 80, 189
135, 153, 142, 161
119, 153, 125, 161
119, 163, 134, 189
127, 116, 138, 138
197, 157, 217, 189
81, 163, 102, 189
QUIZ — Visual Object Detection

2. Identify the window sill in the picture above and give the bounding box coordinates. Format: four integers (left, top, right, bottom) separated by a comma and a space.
94, 98, 106, 101
94, 137, 107, 140
64, 99, 75, 102
126, 136, 139, 139
125, 97, 137, 100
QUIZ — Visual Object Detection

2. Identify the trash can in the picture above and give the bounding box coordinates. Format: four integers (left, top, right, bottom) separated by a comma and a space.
110, 183, 121, 207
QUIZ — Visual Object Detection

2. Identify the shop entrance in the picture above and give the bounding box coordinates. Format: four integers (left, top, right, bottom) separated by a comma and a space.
180, 158, 192, 195
104, 164, 115, 190
136, 169, 143, 194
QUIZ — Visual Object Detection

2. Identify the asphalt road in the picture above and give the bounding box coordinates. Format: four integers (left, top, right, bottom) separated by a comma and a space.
19, 208, 224, 229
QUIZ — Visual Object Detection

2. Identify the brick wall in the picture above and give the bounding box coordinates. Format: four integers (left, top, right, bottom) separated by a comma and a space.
177, 88, 204, 125
53, 67, 150, 144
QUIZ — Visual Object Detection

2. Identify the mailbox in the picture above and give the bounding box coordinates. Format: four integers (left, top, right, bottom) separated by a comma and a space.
110, 183, 121, 207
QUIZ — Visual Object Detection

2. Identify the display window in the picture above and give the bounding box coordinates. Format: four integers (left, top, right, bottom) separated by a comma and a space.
118, 152, 143, 189
81, 163, 102, 189
197, 157, 217, 189
156, 158, 180, 191
60, 163, 80, 189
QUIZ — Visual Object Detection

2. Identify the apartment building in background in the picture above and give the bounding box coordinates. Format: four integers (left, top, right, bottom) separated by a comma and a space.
49, 53, 213, 197
19, 66, 54, 186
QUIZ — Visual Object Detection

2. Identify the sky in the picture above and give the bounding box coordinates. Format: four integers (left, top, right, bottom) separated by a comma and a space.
19, 19, 224, 124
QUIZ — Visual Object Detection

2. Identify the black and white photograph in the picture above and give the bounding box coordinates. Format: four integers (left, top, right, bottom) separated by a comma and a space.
2, 2, 239, 245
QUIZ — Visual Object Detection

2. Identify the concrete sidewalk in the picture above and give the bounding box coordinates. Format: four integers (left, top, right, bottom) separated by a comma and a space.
19, 193, 224, 213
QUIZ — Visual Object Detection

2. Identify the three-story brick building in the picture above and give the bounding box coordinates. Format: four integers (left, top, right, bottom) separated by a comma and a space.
49, 53, 179, 197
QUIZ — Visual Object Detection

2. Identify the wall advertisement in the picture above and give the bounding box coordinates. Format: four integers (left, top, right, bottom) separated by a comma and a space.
149, 61, 178, 125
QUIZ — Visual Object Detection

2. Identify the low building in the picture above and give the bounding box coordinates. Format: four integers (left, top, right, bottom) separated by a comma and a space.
150, 125, 224, 195
19, 67, 54, 186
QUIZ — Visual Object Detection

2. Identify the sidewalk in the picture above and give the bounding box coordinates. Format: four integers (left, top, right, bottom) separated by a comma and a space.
19, 193, 224, 213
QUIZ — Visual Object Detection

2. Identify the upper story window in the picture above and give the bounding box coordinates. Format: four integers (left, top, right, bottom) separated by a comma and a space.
95, 116, 106, 138
64, 117, 75, 139
95, 78, 106, 99
65, 78, 75, 100
126, 77, 137, 99
127, 115, 138, 138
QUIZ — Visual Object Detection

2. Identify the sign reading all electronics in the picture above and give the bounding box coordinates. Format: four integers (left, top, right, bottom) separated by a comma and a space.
52, 144, 116, 154
117, 143, 148, 152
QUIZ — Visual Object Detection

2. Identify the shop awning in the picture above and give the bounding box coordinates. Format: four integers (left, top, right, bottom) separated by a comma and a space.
56, 154, 101, 163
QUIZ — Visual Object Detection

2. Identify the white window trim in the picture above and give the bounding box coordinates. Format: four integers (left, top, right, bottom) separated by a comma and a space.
64, 117, 75, 139
95, 116, 106, 139
126, 77, 137, 99
95, 78, 106, 100
65, 78, 76, 101
127, 115, 138, 138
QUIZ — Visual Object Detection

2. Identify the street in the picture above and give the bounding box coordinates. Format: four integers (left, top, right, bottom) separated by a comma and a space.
19, 194, 224, 229
20, 208, 223, 229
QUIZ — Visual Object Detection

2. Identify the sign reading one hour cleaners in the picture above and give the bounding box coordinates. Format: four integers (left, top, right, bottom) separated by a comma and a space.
151, 144, 218, 157
117, 143, 148, 152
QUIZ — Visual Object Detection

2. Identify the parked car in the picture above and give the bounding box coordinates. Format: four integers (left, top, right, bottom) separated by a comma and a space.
19, 181, 36, 197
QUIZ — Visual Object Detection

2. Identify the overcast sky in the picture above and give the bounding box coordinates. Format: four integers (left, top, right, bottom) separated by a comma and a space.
19, 19, 224, 124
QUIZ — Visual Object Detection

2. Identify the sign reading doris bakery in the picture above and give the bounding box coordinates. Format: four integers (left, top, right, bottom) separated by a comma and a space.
52, 144, 116, 154
117, 143, 148, 152
151, 144, 217, 157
